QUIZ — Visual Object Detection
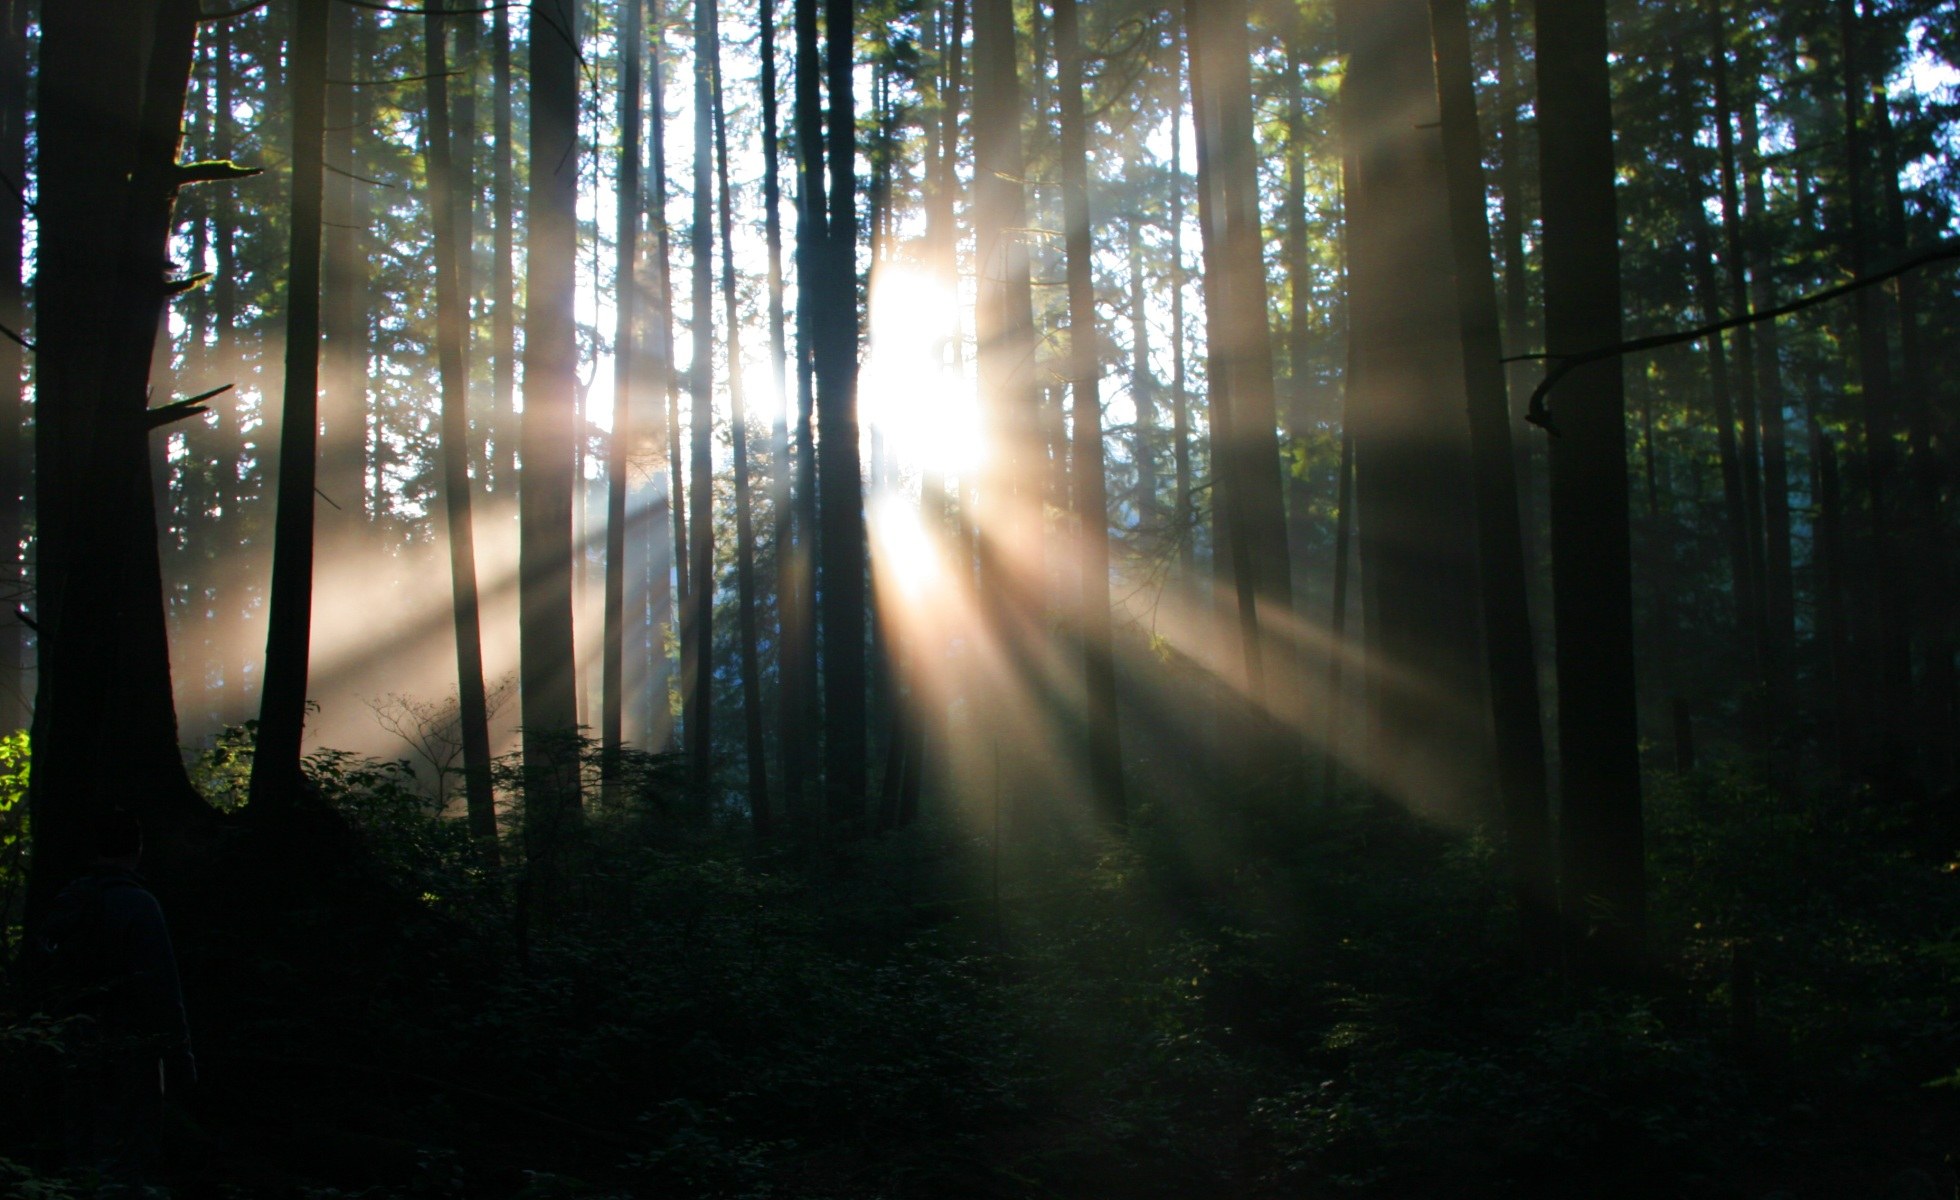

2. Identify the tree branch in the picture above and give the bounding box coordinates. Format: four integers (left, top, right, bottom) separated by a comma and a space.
1516, 237, 1960, 434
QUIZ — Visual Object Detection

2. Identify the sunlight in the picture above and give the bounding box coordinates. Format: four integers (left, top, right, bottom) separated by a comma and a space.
869, 494, 947, 605
860, 264, 979, 482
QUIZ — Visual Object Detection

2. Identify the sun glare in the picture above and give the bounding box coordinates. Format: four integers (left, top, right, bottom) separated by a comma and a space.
860, 265, 980, 482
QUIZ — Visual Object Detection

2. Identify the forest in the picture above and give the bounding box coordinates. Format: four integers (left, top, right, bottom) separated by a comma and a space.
2, 0, 1959, 1194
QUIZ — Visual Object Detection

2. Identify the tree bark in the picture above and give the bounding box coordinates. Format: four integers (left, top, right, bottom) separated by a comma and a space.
27, 0, 214, 921
602, 0, 644, 800
250, 0, 333, 809
424, 0, 498, 854
520, 0, 584, 835
0, 0, 27, 735
816, 0, 867, 820
1430, 0, 1556, 960
1535, 0, 1645, 972
491, 0, 517, 491
1186, 0, 1294, 731
710, 0, 771, 828
1055, 0, 1124, 829
683, 0, 717, 796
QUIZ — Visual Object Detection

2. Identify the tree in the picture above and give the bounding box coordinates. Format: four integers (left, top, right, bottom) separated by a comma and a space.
816, 0, 867, 820
26, 0, 222, 919
1429, 0, 1555, 957
520, 0, 584, 832
602, 0, 645, 801
710, 0, 771, 826
683, 0, 717, 795
249, 0, 333, 810
1054, 0, 1124, 829
424, 0, 499, 852
1536, 0, 1645, 972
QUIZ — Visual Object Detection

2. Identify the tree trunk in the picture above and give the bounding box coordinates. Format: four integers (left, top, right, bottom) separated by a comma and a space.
648, 15, 684, 748
710, 0, 771, 828
1336, 0, 1489, 821
250, 0, 333, 809
320, 0, 367, 534
1430, 0, 1556, 960
1168, 40, 1194, 584
783, 0, 825, 827
1055, 0, 1124, 829
761, 0, 799, 815
0, 0, 27, 735
1535, 0, 1645, 972
424, 0, 499, 855
491, 0, 517, 491
27, 0, 214, 922
1186, 0, 1294, 730
520, 0, 584, 837
1837, 0, 1909, 775
817, 0, 867, 820
602, 0, 643, 800
683, 0, 717, 796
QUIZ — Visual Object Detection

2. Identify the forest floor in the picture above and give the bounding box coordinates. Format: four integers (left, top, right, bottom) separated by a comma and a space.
7, 754, 1960, 1198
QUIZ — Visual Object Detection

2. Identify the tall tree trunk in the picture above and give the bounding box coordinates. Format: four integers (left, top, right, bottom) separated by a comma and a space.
1492, 0, 1541, 592
1126, 216, 1158, 538
491, 0, 517, 490
1169, 38, 1194, 583
1535, 0, 1644, 972
425, 0, 498, 854
0, 0, 27, 735
649, 16, 685, 745
1186, 0, 1294, 728
1737, 74, 1799, 735
520, 0, 584, 837
1281, 41, 1315, 614
28, 0, 214, 921
817, 0, 867, 820
762, 0, 801, 812
1711, 11, 1771, 726
1336, 0, 1489, 820
602, 0, 644, 799
710, 0, 771, 827
1687, 210, 1758, 661
1837, 0, 1909, 775
783, 0, 825, 826
1875, 92, 1953, 781
250, 0, 333, 809
1430, 0, 1555, 960
683, 0, 717, 795
320, 0, 366, 531
1055, 0, 1124, 828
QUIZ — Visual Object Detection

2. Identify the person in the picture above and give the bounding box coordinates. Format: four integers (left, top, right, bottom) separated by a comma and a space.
39, 808, 195, 1195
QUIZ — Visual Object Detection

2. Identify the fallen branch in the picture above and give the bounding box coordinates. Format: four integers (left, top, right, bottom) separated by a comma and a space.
1514, 237, 1960, 434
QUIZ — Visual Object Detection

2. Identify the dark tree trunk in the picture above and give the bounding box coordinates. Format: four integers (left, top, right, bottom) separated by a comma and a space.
816, 0, 867, 820
250, 0, 333, 810
710, 0, 771, 828
602, 0, 643, 800
0, 0, 27, 735
1430, 0, 1556, 961
762, 0, 800, 814
684, 0, 717, 796
27, 0, 214, 923
1169, 40, 1194, 583
520, 0, 584, 834
1336, 0, 1489, 820
320, 0, 366, 534
1535, 0, 1645, 973
1837, 0, 1909, 774
649, 17, 685, 748
491, 0, 517, 490
424, 0, 499, 854
1055, 0, 1124, 829
1186, 0, 1294, 728
784, 0, 826, 826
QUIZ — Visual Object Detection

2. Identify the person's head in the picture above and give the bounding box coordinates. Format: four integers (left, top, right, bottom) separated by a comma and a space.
93, 808, 143, 867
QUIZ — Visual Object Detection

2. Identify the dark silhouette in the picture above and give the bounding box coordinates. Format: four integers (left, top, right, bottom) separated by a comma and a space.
39, 810, 193, 1193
